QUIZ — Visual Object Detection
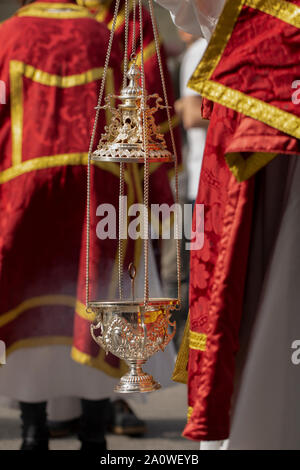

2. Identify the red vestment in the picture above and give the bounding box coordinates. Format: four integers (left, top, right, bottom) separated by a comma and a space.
173, 0, 300, 440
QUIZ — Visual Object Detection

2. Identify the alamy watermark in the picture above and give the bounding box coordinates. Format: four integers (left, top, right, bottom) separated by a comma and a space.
0, 80, 6, 105
0, 340, 6, 365
95, 198, 204, 251
291, 340, 300, 365
292, 80, 300, 104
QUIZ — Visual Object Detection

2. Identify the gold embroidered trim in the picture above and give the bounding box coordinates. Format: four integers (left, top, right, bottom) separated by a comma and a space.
189, 330, 207, 351
245, 0, 300, 28
0, 153, 123, 185
6, 337, 73, 356
94, 0, 113, 23
226, 151, 277, 182
76, 0, 102, 7
108, 0, 134, 31
187, 406, 193, 422
71, 345, 128, 378
0, 295, 76, 328
10, 61, 24, 166
159, 114, 180, 135
17, 2, 94, 19
3, 336, 126, 379
188, 0, 300, 180
22, 65, 106, 88
8, 60, 113, 170
191, 80, 300, 141
172, 314, 190, 384
0, 294, 97, 328
189, 0, 244, 84
0, 298, 127, 377
133, 39, 160, 67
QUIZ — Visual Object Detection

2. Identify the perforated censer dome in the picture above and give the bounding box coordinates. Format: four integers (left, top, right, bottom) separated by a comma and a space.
92, 63, 174, 163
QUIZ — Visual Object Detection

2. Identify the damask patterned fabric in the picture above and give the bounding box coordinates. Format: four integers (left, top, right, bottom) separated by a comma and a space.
185, 104, 255, 440
175, 0, 300, 441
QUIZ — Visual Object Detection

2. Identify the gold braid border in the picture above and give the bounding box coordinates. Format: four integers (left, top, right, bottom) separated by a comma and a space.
17, 2, 94, 19
172, 313, 207, 385
188, 0, 300, 181
0, 295, 128, 378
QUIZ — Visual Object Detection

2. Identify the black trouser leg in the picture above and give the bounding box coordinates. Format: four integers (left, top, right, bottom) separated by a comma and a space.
79, 398, 111, 450
19, 401, 49, 450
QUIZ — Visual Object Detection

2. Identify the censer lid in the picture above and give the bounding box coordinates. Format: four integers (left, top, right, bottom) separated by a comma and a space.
91, 64, 174, 163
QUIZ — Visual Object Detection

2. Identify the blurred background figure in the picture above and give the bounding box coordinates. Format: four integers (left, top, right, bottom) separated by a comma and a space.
175, 30, 208, 207
174, 31, 208, 321
163, 29, 209, 348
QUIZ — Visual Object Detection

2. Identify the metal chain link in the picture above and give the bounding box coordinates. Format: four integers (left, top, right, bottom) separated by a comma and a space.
138, 0, 150, 307
118, 0, 130, 299
86, 0, 121, 307
122, 0, 130, 89
148, 0, 181, 305
118, 162, 125, 299
131, 0, 137, 60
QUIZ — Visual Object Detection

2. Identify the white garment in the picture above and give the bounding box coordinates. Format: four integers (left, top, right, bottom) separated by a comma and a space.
0, 244, 176, 420
155, 0, 225, 40
200, 440, 227, 450
180, 38, 208, 200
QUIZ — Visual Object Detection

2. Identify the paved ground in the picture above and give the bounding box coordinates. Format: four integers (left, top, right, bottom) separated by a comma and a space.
0, 384, 198, 450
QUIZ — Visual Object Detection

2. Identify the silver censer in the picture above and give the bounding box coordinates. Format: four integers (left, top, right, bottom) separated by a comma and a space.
90, 298, 177, 393
86, 0, 180, 394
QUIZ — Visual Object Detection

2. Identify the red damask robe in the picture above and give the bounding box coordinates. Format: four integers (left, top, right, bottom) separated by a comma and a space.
173, 0, 300, 441
0, 0, 174, 378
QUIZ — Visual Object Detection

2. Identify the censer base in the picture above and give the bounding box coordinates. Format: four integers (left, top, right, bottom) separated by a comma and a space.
115, 360, 161, 394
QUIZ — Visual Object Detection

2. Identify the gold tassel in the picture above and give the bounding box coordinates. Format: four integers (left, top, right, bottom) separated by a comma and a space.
172, 313, 190, 384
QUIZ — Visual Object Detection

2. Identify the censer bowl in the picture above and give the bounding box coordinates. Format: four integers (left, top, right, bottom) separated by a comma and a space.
89, 299, 177, 393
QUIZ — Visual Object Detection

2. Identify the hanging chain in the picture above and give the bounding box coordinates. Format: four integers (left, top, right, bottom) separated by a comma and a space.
86, 0, 121, 308
118, 0, 131, 300
131, 0, 137, 60
118, 163, 125, 299
138, 0, 150, 307
148, 0, 181, 305
122, 0, 130, 89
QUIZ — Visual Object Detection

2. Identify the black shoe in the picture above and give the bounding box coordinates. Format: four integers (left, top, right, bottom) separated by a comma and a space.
21, 429, 49, 451
78, 399, 111, 450
20, 402, 49, 451
110, 399, 146, 437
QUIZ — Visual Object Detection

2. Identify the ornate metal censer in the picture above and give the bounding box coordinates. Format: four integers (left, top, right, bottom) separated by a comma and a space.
86, 0, 181, 393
